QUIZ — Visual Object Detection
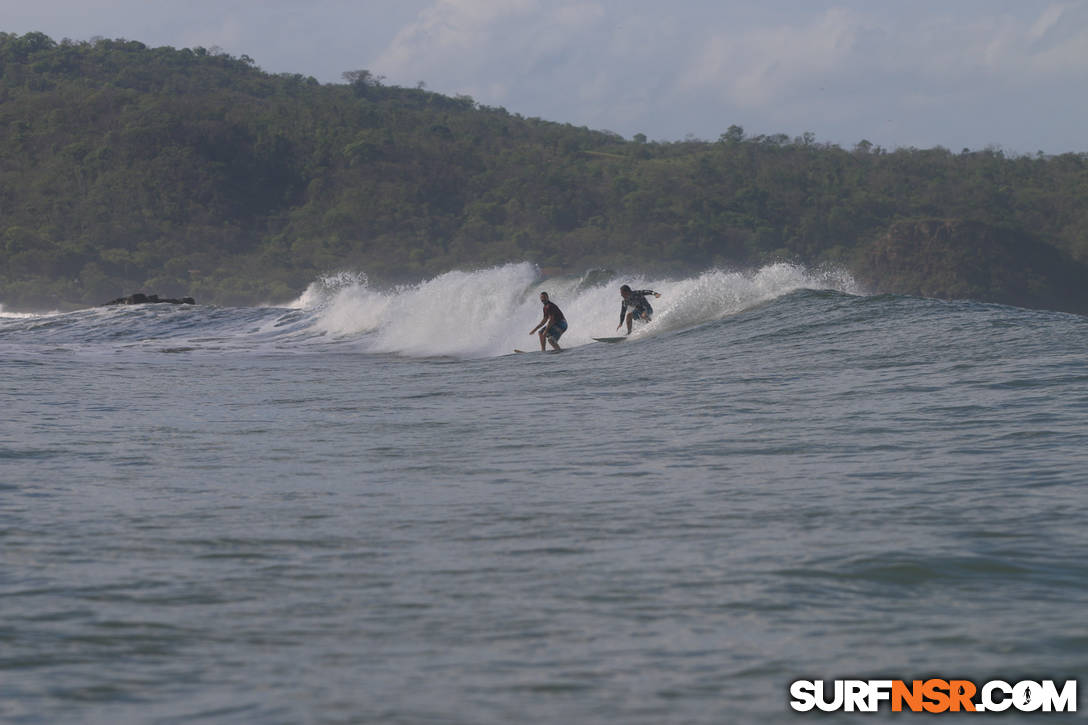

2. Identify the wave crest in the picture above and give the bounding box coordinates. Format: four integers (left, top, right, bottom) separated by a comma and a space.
298, 262, 860, 358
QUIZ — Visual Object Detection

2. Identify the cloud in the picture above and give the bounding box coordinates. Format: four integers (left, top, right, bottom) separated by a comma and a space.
643, 3, 1087, 147
1018, 3, 1088, 75
372, 0, 607, 100
376, 1, 543, 80
680, 7, 861, 109
361, 1, 1088, 151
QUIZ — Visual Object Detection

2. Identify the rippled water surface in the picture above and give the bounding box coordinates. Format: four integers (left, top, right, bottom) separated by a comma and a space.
2, 267, 1087, 723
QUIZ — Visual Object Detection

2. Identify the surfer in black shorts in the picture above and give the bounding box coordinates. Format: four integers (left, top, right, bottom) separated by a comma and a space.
617, 284, 662, 334
530, 291, 567, 351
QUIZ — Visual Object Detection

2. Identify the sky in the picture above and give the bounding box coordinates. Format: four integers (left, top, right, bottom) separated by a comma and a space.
3, 0, 1087, 154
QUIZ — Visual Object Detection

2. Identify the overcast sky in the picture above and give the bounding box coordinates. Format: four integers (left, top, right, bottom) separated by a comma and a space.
4, 0, 1087, 153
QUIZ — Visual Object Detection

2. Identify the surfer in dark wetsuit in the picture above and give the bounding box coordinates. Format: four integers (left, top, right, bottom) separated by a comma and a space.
530, 291, 567, 351
617, 284, 662, 334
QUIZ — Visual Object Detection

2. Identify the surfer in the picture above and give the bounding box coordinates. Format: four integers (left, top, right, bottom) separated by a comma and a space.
617, 285, 662, 334
530, 291, 567, 351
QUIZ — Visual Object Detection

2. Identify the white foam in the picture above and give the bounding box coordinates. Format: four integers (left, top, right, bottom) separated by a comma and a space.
296, 262, 860, 358
649, 263, 861, 333
0, 304, 53, 319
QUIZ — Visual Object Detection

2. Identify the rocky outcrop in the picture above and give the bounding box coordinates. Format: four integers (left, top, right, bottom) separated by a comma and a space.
855, 219, 1088, 315
103, 293, 195, 306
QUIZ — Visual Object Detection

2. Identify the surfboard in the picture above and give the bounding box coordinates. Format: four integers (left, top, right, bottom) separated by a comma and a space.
592, 336, 627, 343
514, 348, 563, 354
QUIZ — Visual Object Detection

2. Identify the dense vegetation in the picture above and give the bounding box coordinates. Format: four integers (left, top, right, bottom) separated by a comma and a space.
2, 32, 1087, 312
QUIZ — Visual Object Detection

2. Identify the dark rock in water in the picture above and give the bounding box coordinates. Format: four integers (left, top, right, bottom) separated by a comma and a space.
103, 293, 195, 306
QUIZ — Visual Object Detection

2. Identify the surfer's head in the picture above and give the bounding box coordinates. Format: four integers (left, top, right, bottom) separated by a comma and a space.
620, 284, 631, 296
539, 292, 549, 303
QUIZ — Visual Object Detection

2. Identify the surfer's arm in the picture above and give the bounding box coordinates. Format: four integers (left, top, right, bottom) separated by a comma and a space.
532, 312, 556, 334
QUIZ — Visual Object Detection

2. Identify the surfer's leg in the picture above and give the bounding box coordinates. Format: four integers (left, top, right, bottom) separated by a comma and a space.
546, 321, 564, 350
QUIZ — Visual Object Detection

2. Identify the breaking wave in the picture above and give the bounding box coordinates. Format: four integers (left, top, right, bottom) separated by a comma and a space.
290, 262, 862, 358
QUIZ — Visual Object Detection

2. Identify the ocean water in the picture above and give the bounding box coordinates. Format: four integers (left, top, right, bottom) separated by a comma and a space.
2, 262, 1086, 724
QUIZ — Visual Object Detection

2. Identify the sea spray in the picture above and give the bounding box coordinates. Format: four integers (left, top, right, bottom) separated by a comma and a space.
650, 263, 863, 333
293, 262, 861, 358
367, 264, 539, 357
0, 304, 54, 319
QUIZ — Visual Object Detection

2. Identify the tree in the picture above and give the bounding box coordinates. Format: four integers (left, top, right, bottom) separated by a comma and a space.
719, 125, 745, 145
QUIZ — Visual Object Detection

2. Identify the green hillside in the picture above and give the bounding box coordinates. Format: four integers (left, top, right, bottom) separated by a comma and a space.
2, 32, 1087, 312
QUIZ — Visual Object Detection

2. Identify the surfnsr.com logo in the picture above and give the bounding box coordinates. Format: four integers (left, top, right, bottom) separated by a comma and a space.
789, 679, 1077, 713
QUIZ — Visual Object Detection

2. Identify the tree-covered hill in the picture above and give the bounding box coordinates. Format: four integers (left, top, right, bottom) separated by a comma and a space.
2, 32, 1087, 312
